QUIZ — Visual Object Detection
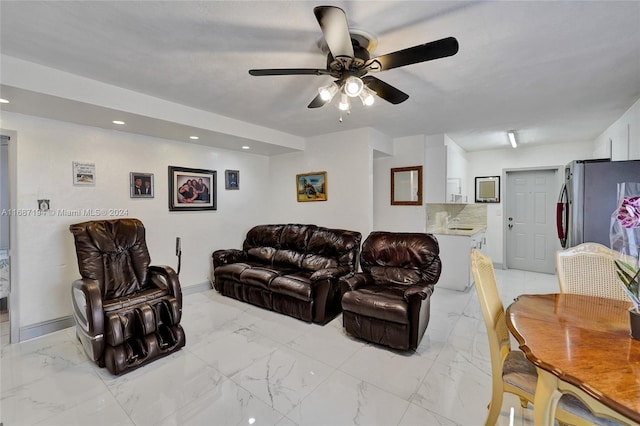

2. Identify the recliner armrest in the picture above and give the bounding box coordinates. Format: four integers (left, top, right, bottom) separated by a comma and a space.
148, 265, 182, 307
212, 249, 247, 268
339, 273, 374, 295
403, 283, 435, 302
71, 278, 104, 336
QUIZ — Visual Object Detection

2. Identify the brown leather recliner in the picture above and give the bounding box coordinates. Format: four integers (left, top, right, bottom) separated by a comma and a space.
340, 231, 442, 351
69, 218, 186, 375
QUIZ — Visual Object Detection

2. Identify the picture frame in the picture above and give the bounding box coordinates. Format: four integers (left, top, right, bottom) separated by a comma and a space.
168, 166, 216, 211
225, 170, 239, 190
72, 161, 95, 186
130, 172, 154, 198
391, 166, 423, 206
296, 171, 327, 202
475, 176, 500, 203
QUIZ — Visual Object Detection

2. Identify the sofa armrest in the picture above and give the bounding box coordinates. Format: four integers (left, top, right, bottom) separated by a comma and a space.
148, 265, 182, 306
71, 278, 104, 338
212, 249, 247, 268
403, 283, 435, 302
310, 265, 353, 282
339, 273, 374, 295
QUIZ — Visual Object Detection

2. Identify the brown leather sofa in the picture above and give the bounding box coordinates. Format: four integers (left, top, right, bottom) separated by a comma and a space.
213, 224, 362, 324
69, 218, 186, 375
340, 231, 441, 350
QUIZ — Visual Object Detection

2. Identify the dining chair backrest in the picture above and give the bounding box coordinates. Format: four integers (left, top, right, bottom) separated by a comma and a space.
471, 249, 511, 373
556, 242, 630, 302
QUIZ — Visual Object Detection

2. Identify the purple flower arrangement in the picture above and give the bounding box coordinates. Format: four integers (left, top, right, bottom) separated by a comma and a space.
614, 195, 640, 311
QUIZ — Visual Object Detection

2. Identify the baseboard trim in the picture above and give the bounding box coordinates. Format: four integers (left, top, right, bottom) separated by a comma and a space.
183, 280, 213, 296
18, 282, 213, 341
494, 262, 504, 270
20, 316, 75, 341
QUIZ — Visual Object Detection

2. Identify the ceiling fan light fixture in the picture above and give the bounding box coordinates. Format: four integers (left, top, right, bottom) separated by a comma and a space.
318, 82, 339, 101
344, 76, 364, 97
338, 93, 350, 111
508, 131, 517, 148
359, 86, 376, 106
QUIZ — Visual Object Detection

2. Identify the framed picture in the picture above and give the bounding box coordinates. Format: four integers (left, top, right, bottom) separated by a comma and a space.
168, 166, 216, 211
130, 172, 154, 198
72, 161, 95, 186
296, 171, 327, 202
225, 170, 239, 190
475, 176, 500, 203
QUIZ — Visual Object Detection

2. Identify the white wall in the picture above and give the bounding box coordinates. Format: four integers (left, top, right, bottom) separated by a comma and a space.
594, 97, 640, 160
424, 134, 448, 203
373, 135, 427, 232
268, 128, 374, 239
465, 140, 596, 264
1, 112, 270, 329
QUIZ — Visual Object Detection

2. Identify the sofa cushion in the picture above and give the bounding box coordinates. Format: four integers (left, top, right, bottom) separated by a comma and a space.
341, 285, 409, 324
214, 263, 252, 282
239, 266, 285, 289
273, 224, 315, 268
244, 225, 284, 249
279, 224, 315, 250
247, 247, 277, 264
302, 227, 360, 271
270, 271, 314, 301
243, 225, 283, 263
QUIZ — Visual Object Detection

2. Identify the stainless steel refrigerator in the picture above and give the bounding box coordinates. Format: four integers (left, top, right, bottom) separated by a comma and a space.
557, 159, 640, 248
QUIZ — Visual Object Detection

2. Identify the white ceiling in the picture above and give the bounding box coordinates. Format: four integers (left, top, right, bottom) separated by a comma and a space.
1, 1, 639, 153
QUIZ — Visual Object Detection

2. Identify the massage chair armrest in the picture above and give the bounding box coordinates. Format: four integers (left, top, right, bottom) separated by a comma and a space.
339, 272, 374, 296
71, 278, 104, 337
403, 283, 435, 302
149, 265, 182, 306
212, 249, 247, 268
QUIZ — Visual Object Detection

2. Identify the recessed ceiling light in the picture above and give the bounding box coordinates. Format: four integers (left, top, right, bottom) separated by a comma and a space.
241, 146, 251, 150
189, 136, 199, 140
112, 120, 125, 125
0, 98, 9, 104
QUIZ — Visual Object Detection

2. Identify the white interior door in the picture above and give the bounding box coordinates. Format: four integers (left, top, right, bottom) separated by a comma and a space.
505, 169, 559, 273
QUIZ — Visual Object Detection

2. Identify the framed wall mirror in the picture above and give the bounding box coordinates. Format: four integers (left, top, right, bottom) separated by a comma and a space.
391, 166, 423, 206
475, 176, 500, 203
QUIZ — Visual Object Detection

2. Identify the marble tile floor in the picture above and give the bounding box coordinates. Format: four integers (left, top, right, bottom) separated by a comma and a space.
0, 269, 561, 426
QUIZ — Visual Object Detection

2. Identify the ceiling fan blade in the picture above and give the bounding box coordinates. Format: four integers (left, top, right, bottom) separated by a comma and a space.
307, 93, 329, 109
249, 68, 331, 76
314, 6, 354, 59
362, 76, 409, 104
368, 37, 459, 72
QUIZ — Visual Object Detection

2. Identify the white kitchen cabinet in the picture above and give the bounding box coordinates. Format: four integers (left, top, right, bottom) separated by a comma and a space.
425, 135, 468, 203
435, 230, 486, 291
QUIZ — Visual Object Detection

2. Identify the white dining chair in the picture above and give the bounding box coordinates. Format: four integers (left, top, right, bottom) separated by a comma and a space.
556, 242, 630, 301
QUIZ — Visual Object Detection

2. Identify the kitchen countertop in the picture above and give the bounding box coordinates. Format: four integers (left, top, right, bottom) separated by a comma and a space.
427, 226, 486, 237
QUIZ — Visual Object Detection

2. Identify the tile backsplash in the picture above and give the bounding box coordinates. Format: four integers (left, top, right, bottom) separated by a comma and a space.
426, 203, 487, 230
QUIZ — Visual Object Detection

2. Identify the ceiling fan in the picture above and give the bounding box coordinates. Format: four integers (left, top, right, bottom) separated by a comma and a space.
249, 5, 459, 110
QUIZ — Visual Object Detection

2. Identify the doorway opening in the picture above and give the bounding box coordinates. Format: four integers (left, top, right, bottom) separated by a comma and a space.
1, 134, 10, 344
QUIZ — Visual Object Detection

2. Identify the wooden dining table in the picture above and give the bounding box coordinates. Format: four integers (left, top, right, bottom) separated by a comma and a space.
506, 293, 640, 425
